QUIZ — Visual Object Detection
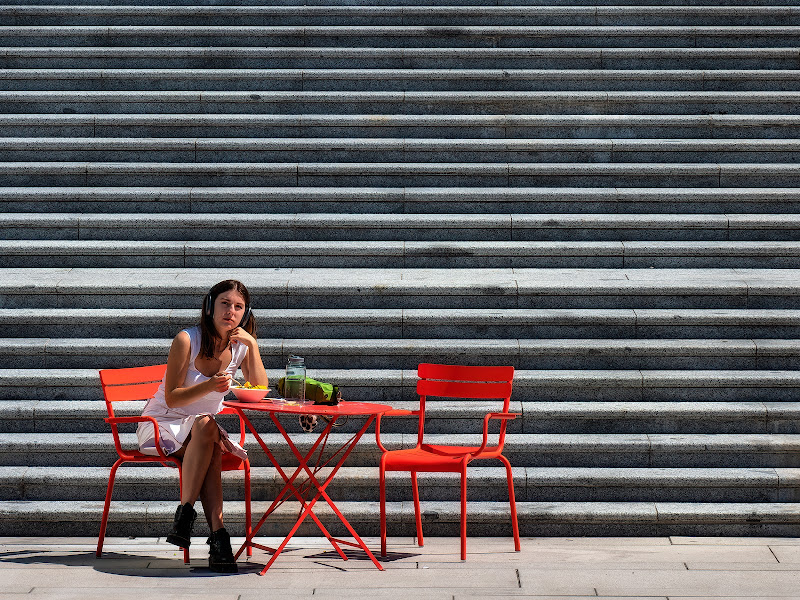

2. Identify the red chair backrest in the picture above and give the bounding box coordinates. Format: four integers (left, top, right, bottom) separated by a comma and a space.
417, 363, 514, 400
99, 364, 167, 416
98, 363, 237, 412
99, 365, 167, 457
99, 364, 245, 453
415, 364, 515, 448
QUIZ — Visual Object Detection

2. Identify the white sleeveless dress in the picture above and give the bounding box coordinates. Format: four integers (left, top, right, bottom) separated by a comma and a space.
136, 325, 248, 460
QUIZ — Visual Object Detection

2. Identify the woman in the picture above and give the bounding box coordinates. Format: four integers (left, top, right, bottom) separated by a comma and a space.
136, 279, 268, 573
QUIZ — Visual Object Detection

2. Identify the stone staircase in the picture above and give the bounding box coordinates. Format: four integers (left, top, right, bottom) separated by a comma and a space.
1, 0, 799, 540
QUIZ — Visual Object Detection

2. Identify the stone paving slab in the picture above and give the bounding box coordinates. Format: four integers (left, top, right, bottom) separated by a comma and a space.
577, 568, 800, 597
763, 546, 800, 562
2, 537, 798, 598
686, 562, 800, 571
671, 536, 800, 545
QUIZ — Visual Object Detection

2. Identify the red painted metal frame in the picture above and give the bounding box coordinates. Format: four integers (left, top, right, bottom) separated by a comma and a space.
224, 400, 392, 575
375, 363, 521, 561
97, 365, 252, 564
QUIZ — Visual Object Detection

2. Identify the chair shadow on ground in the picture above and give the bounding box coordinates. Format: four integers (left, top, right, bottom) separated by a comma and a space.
0, 546, 418, 577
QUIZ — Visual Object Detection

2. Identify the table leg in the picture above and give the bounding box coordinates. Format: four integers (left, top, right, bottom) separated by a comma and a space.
256, 415, 353, 574
268, 415, 350, 563
233, 408, 384, 574
233, 410, 345, 562
264, 413, 385, 574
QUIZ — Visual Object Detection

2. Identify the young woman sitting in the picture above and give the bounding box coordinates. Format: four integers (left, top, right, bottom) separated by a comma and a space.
136, 279, 268, 572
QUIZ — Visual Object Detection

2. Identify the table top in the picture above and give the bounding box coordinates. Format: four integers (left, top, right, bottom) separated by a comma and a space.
222, 399, 393, 417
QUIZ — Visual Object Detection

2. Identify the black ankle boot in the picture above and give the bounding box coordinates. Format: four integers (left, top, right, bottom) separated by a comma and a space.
165, 502, 197, 549
208, 527, 238, 573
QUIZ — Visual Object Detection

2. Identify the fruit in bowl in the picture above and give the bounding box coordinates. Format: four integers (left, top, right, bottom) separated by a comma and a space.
229, 381, 270, 403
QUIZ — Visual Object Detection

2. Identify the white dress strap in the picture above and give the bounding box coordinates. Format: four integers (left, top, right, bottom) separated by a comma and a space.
185, 326, 201, 363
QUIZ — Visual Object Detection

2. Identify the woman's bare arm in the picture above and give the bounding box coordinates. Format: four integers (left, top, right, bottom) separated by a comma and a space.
163, 331, 228, 408
231, 327, 268, 387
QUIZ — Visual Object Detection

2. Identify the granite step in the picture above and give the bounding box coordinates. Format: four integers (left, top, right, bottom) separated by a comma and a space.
3, 368, 799, 403
3, 465, 798, 503
2, 431, 800, 468
2, 399, 798, 434
2, 68, 799, 92
3, 161, 800, 188
3, 240, 800, 269
0, 0, 796, 541
3, 46, 799, 70
2, 267, 798, 310
3, 336, 800, 370
2, 187, 799, 214
2, 114, 797, 139
0, 465, 526, 503
2, 26, 798, 49
1, 0, 794, 7
4, 499, 799, 537
4, 137, 800, 164
2, 91, 799, 116
0, 398, 530, 434
3, 308, 800, 340
3, 213, 800, 242
3, 5, 799, 27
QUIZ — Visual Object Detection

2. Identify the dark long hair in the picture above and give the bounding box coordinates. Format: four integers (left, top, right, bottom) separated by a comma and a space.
199, 280, 257, 359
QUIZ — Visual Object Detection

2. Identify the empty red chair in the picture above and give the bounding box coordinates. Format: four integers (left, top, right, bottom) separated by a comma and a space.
376, 363, 520, 560
96, 364, 251, 562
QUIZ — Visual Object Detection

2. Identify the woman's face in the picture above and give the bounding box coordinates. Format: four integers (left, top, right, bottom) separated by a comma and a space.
212, 289, 247, 335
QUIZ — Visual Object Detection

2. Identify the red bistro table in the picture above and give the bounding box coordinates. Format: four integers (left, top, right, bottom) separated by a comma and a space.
222, 399, 393, 575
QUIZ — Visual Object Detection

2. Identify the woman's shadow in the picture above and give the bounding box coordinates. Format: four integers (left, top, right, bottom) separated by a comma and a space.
0, 546, 416, 577
0, 548, 255, 577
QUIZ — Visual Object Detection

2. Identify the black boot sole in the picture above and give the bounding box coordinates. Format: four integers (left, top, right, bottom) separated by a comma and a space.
166, 533, 191, 549
209, 561, 238, 573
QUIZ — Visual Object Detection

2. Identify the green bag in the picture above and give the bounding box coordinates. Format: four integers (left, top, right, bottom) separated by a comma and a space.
277, 376, 341, 405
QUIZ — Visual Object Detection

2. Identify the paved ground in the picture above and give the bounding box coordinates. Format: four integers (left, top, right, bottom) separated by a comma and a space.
1, 536, 799, 599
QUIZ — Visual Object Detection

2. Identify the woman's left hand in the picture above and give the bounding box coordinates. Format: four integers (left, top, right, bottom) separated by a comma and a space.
228, 327, 256, 348
232, 324, 268, 387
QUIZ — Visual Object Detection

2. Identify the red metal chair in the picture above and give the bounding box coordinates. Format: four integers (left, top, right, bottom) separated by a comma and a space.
96, 364, 252, 562
376, 363, 520, 560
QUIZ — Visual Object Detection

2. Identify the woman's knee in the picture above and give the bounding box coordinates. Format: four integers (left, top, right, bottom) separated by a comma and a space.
192, 416, 220, 444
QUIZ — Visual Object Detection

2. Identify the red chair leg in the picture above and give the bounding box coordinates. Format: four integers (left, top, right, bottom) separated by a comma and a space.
411, 471, 423, 547
96, 459, 123, 557
245, 462, 252, 557
460, 464, 467, 561
500, 455, 521, 552
379, 462, 387, 557
176, 464, 189, 565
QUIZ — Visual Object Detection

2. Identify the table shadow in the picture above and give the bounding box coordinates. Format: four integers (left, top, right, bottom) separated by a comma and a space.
304, 548, 419, 563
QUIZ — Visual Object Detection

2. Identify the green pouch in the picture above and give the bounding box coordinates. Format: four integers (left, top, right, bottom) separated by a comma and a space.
277, 377, 341, 405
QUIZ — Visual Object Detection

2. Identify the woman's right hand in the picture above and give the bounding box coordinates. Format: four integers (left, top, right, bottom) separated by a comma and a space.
207, 372, 231, 393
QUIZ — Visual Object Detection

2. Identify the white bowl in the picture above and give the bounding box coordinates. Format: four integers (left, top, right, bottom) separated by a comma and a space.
229, 386, 269, 403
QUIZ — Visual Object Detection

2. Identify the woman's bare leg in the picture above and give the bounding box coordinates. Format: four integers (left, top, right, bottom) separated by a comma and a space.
198, 443, 224, 531
174, 416, 220, 506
